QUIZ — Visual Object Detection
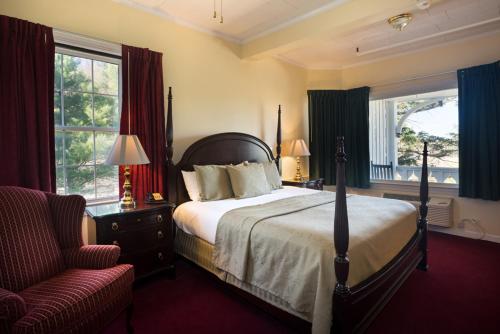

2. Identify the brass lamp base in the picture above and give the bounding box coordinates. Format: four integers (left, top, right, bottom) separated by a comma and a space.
120, 165, 136, 209
294, 156, 303, 181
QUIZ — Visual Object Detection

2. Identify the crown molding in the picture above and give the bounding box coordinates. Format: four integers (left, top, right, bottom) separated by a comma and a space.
114, 0, 242, 44
241, 0, 350, 43
114, 0, 350, 45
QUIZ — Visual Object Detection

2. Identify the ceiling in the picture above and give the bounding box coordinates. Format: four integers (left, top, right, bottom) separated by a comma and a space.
279, 0, 500, 69
116, 0, 500, 69
117, 0, 344, 43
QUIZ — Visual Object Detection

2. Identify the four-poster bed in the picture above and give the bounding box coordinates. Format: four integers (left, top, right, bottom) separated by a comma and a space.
164, 87, 429, 333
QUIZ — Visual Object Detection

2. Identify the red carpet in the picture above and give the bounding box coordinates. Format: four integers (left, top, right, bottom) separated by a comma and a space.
103, 232, 500, 333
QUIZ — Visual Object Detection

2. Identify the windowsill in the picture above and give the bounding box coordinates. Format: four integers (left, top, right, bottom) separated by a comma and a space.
85, 198, 119, 207
369, 180, 459, 196
370, 179, 458, 189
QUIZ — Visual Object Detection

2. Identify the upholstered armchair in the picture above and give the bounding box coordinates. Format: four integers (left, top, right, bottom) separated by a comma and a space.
0, 186, 134, 334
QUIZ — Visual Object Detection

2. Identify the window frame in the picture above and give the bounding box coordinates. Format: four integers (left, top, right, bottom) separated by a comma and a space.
368, 84, 459, 191
55, 46, 122, 204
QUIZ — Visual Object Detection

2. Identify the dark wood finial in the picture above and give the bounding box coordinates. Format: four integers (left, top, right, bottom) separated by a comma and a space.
417, 141, 429, 271
276, 105, 282, 172
166, 87, 173, 166
333, 136, 350, 297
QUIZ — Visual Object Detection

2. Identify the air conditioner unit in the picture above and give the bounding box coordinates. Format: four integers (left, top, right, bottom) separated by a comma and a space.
382, 193, 453, 227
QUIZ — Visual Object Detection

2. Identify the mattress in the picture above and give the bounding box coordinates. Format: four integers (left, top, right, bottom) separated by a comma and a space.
173, 186, 319, 244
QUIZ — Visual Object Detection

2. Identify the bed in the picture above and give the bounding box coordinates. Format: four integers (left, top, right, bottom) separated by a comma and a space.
164, 88, 429, 333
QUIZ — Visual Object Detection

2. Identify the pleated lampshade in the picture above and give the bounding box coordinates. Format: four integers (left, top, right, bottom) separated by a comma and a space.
105, 135, 150, 166
284, 139, 311, 157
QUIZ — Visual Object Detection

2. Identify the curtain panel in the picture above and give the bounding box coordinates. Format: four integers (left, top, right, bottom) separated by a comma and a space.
0, 15, 56, 192
308, 87, 370, 188
458, 61, 500, 201
120, 45, 166, 200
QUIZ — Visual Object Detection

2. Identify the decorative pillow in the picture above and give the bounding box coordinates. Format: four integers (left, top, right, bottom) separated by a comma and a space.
244, 161, 283, 190
226, 163, 271, 199
261, 161, 283, 190
181, 170, 201, 201
194, 165, 234, 201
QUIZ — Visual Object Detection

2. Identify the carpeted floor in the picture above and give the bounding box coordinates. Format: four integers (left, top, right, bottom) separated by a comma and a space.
103, 232, 500, 334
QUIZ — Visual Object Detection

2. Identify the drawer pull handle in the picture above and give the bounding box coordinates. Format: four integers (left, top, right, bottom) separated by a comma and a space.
137, 218, 141, 223
111, 222, 119, 231
157, 230, 164, 239
156, 214, 163, 223
112, 240, 120, 246
158, 252, 164, 261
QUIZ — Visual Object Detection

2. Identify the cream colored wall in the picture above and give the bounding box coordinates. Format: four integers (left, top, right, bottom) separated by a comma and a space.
317, 32, 500, 242
341, 31, 500, 89
0, 0, 307, 180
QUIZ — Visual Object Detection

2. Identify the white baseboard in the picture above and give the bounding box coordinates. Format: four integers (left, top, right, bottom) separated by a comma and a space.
429, 225, 500, 244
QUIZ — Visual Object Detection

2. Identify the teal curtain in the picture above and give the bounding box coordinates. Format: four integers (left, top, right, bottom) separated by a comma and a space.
308, 87, 370, 188
458, 61, 500, 201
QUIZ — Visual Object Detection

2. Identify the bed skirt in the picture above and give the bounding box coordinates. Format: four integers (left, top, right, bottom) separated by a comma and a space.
174, 227, 311, 322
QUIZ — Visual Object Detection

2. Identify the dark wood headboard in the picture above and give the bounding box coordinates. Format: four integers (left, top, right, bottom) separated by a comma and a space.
164, 88, 282, 206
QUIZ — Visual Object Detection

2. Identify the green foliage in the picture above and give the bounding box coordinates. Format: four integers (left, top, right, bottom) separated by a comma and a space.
398, 126, 458, 166
55, 53, 119, 199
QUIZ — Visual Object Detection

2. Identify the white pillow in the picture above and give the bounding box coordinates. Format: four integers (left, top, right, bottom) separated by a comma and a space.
181, 170, 201, 201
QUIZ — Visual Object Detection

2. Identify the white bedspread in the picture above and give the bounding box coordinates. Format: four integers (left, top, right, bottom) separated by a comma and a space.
173, 186, 319, 244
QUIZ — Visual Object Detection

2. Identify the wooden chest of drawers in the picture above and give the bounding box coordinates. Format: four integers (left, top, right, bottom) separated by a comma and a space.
86, 202, 175, 280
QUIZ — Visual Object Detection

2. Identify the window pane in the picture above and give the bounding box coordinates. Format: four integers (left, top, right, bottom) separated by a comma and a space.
369, 89, 459, 184
66, 165, 95, 199
55, 53, 62, 90
94, 95, 119, 128
96, 165, 118, 199
55, 131, 64, 166
64, 131, 94, 166
95, 131, 118, 164
56, 166, 65, 195
63, 92, 93, 127
93, 61, 118, 95
54, 91, 62, 126
63, 55, 92, 92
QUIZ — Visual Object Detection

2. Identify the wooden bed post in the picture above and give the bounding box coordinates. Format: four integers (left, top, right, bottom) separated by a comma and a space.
332, 137, 352, 333
276, 105, 282, 172
417, 142, 429, 271
165, 87, 174, 202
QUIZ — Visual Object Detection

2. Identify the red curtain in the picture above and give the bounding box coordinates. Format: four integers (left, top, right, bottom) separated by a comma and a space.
0, 15, 56, 192
120, 45, 166, 200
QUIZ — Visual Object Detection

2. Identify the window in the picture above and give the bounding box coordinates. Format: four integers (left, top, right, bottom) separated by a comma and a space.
54, 48, 121, 201
369, 88, 459, 184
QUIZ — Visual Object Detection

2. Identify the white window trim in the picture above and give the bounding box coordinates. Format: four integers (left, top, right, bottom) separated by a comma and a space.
370, 180, 458, 197
55, 43, 122, 205
53, 29, 121, 56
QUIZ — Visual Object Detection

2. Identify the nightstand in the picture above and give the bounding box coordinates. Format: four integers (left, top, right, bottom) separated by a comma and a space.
86, 202, 175, 280
282, 178, 324, 190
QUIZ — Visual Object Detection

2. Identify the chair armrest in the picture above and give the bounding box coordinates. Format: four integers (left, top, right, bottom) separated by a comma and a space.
63, 245, 121, 269
0, 288, 26, 329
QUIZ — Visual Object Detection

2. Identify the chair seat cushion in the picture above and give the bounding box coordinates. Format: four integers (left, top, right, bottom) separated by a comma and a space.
13, 264, 134, 334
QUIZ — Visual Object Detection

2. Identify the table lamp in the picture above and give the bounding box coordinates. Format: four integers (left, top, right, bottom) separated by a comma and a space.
285, 139, 310, 181
105, 134, 150, 209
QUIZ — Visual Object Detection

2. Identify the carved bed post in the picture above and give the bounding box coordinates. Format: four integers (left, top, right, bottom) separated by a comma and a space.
332, 137, 352, 333
165, 87, 174, 202
417, 142, 429, 271
276, 105, 282, 172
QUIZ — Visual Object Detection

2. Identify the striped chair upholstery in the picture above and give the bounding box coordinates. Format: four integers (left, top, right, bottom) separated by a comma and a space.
0, 186, 134, 334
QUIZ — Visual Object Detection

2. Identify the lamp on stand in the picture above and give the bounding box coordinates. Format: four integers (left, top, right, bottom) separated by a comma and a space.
284, 139, 310, 181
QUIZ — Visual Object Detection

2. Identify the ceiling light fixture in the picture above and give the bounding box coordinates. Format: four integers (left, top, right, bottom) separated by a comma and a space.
212, 0, 223, 24
388, 13, 413, 31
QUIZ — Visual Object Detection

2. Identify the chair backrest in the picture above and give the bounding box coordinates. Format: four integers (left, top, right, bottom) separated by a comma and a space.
0, 186, 65, 292
370, 161, 394, 180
